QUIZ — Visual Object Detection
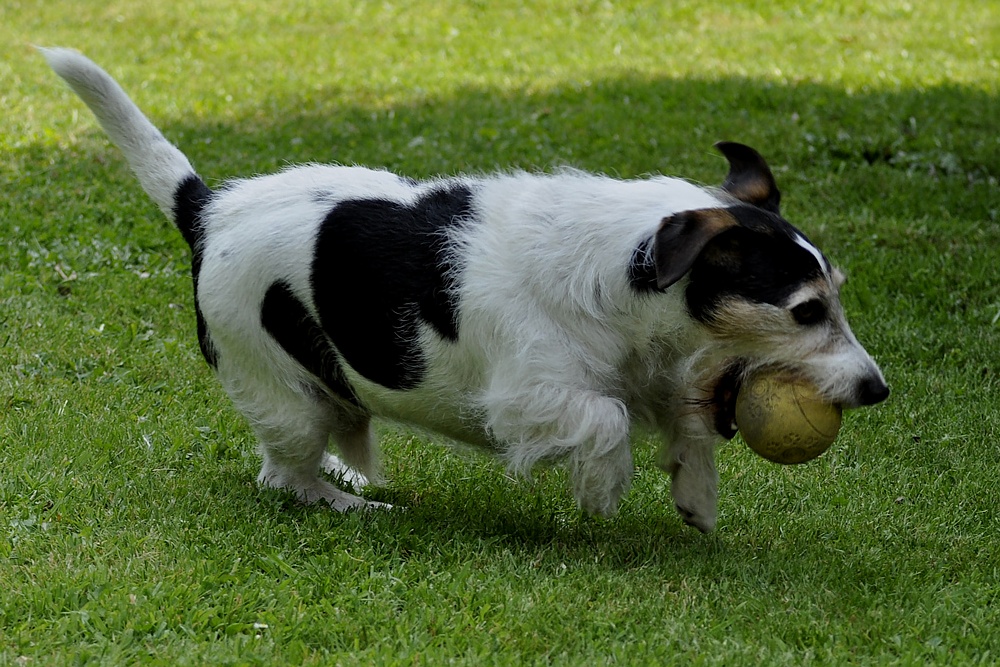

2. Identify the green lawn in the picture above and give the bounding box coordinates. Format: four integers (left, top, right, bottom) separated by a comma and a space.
3, 1, 999, 664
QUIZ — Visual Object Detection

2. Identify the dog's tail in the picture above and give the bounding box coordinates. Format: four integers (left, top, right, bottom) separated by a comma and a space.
40, 48, 210, 250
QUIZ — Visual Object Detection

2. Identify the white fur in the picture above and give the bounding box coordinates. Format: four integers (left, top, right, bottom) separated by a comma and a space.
794, 233, 829, 276
44, 48, 888, 532
40, 48, 195, 218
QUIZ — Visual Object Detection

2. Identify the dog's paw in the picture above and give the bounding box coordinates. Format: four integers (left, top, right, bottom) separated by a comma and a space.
324, 493, 394, 513
301, 481, 395, 513
356, 499, 395, 512
666, 445, 719, 533
675, 503, 716, 533
259, 466, 387, 512
670, 471, 718, 533
571, 453, 633, 518
319, 451, 370, 491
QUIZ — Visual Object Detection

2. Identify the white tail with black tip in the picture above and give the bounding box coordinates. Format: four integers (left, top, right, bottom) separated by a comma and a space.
40, 47, 210, 248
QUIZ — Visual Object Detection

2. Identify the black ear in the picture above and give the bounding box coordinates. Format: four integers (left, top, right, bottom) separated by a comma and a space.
715, 141, 781, 214
653, 208, 739, 289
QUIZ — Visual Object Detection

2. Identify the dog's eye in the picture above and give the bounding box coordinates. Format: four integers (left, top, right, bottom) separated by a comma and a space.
791, 299, 827, 325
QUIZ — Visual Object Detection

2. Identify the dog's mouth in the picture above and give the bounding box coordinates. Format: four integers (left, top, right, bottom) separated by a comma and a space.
711, 362, 745, 439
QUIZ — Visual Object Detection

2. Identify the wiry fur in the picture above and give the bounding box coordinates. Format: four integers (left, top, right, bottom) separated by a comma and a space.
43, 48, 888, 532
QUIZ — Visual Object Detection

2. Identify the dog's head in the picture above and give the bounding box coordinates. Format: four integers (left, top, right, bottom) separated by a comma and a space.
653, 142, 888, 432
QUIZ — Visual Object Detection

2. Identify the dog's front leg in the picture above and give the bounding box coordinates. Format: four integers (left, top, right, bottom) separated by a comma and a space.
657, 420, 721, 533
486, 384, 632, 518
566, 392, 633, 518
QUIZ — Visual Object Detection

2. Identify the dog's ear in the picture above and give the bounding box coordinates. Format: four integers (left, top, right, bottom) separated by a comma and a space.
653, 208, 739, 289
715, 141, 781, 214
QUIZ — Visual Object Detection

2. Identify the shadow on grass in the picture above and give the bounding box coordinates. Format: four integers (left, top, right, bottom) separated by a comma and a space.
260, 475, 712, 567
251, 465, 879, 594
19, 72, 998, 228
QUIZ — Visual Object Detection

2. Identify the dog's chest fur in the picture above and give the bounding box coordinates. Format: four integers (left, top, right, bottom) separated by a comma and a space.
195, 166, 720, 443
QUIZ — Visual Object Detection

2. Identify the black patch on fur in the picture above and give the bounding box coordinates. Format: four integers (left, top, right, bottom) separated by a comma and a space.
261, 281, 363, 408
172, 176, 218, 367
684, 206, 826, 323
194, 307, 217, 369
627, 237, 660, 294
172, 175, 211, 249
311, 184, 472, 390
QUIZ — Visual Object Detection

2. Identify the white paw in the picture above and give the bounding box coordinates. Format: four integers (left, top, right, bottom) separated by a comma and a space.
258, 464, 390, 512
572, 451, 634, 519
319, 452, 370, 491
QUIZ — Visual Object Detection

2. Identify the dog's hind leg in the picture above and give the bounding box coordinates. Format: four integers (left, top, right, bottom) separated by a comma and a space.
319, 451, 369, 491
225, 370, 385, 511
322, 411, 382, 491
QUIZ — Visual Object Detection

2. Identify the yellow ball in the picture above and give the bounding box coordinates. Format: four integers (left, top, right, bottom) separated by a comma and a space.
735, 372, 842, 464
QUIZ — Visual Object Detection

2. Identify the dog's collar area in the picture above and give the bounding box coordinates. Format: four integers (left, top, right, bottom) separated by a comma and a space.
712, 362, 745, 439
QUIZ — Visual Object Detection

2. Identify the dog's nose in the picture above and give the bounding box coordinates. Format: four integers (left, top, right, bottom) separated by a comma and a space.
856, 376, 890, 406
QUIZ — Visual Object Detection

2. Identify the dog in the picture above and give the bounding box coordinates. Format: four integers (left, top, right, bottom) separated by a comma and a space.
43, 48, 888, 532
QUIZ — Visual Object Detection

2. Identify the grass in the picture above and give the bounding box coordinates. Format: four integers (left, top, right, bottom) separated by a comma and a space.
2, 0, 999, 664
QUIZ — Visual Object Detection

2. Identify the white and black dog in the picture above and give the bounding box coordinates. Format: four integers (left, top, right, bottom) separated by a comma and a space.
44, 49, 887, 532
